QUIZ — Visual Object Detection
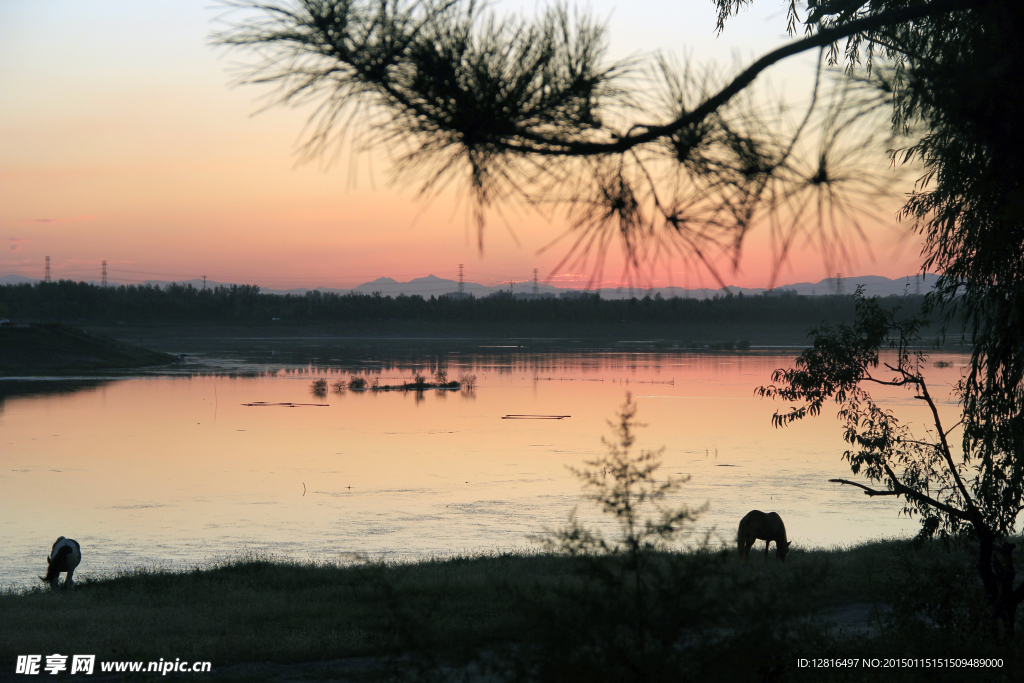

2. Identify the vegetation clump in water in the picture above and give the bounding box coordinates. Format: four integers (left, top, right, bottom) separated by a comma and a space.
340, 369, 472, 393
309, 378, 328, 397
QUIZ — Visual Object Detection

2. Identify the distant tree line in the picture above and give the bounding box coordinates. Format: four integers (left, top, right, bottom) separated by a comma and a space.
0, 280, 930, 327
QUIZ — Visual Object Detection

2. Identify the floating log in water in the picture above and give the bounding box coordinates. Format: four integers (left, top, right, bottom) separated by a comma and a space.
243, 402, 329, 407
502, 414, 571, 420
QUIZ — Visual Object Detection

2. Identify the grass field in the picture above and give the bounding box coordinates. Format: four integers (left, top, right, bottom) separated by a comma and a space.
2, 540, 1020, 682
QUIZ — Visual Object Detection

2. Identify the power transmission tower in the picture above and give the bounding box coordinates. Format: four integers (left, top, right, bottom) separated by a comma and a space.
835, 272, 844, 296
45, 256, 51, 283
101, 260, 108, 286
202, 273, 207, 291
457, 264, 465, 296
532, 268, 539, 298
915, 274, 921, 296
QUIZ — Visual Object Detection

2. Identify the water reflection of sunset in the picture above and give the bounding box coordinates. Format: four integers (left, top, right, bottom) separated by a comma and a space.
0, 351, 967, 587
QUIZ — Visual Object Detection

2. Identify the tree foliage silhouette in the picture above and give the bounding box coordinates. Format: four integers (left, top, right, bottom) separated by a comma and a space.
528, 394, 713, 682
733, 0, 1024, 637
759, 290, 1024, 637
215, 0, 971, 286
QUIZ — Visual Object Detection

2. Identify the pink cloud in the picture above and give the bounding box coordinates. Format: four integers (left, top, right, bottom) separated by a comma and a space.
29, 218, 56, 223
8, 238, 27, 252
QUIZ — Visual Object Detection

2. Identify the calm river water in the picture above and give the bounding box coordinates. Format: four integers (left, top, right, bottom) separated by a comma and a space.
1, 342, 969, 589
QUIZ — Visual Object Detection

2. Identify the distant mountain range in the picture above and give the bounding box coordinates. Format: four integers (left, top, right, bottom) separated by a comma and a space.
0, 272, 939, 299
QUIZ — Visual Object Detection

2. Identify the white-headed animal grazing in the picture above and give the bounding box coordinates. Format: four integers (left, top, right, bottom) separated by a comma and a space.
737, 510, 791, 562
40, 537, 81, 589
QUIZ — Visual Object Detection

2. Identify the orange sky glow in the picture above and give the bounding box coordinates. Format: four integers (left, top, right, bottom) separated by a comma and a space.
0, 1, 927, 291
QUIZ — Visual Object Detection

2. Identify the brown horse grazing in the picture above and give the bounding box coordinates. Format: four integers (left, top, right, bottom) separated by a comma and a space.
39, 537, 81, 589
737, 510, 791, 562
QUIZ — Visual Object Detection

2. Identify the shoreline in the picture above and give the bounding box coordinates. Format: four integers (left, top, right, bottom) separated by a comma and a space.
0, 324, 177, 377
79, 321, 963, 352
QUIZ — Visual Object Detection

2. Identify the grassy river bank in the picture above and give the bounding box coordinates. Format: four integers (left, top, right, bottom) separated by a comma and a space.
0, 324, 176, 376
1, 540, 1020, 682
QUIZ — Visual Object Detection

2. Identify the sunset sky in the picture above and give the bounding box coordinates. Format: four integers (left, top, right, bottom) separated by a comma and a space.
0, 0, 927, 291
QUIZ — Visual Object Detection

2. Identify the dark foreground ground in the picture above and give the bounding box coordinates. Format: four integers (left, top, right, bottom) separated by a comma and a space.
1, 540, 1020, 682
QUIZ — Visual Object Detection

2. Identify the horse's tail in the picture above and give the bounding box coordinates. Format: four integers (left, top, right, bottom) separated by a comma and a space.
41, 545, 72, 583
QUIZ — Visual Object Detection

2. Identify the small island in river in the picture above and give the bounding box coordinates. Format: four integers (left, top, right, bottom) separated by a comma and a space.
309, 371, 477, 396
